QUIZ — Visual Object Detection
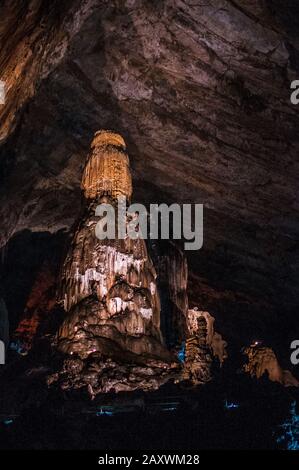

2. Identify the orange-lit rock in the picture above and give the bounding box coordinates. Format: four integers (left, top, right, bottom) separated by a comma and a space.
53, 131, 178, 395
13, 263, 56, 349
244, 345, 299, 387
182, 309, 227, 384
81, 131, 132, 201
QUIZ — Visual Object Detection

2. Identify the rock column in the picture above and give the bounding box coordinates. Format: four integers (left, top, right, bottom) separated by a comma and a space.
52, 131, 177, 395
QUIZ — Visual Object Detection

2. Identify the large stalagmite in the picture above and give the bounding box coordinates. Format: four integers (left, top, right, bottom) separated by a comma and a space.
52, 131, 178, 395
48, 130, 227, 395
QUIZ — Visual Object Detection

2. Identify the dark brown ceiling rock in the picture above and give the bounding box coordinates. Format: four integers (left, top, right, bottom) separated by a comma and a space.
0, 0, 299, 348
0, 0, 100, 142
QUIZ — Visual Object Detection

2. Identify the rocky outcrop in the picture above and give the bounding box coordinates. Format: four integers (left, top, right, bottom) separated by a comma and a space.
182, 309, 227, 384
0, 0, 99, 142
182, 313, 213, 384
243, 344, 299, 387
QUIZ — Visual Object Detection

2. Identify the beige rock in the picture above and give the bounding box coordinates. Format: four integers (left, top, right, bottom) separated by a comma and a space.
54, 131, 177, 394
244, 345, 299, 387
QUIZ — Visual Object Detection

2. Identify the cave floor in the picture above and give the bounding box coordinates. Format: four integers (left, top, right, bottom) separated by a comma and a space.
0, 352, 297, 450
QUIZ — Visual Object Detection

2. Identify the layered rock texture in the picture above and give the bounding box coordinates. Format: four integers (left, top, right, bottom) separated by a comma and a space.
0, 1, 299, 380
49, 131, 226, 394
52, 131, 179, 394
243, 344, 299, 388
182, 309, 227, 384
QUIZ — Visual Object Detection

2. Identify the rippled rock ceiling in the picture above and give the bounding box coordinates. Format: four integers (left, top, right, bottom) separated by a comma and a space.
0, 0, 299, 354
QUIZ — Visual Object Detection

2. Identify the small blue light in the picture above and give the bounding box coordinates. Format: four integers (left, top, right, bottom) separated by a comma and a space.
3, 419, 13, 425
96, 408, 114, 417
277, 401, 299, 450
177, 342, 186, 363
9, 340, 27, 355
224, 400, 239, 409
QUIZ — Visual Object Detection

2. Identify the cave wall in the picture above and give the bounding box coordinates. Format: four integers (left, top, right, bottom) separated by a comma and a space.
0, 0, 299, 349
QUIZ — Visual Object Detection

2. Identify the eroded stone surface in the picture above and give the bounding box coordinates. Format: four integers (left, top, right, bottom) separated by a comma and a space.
51, 131, 179, 394
182, 308, 227, 384
0, 0, 299, 364
244, 344, 299, 387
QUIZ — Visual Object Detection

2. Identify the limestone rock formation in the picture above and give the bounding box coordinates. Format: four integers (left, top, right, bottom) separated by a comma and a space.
81, 131, 132, 201
243, 344, 299, 388
182, 312, 213, 384
49, 132, 227, 394
182, 309, 227, 384
52, 131, 179, 395
0, 0, 99, 143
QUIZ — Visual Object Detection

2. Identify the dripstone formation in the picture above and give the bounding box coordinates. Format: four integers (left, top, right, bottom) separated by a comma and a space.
49, 131, 226, 396
51, 131, 179, 395
243, 344, 299, 388
182, 309, 227, 384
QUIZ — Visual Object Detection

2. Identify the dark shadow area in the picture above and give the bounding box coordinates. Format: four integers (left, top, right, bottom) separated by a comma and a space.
0, 230, 68, 336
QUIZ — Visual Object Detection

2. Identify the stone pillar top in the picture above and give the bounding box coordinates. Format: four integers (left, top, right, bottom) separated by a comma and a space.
91, 130, 126, 150
82, 129, 132, 201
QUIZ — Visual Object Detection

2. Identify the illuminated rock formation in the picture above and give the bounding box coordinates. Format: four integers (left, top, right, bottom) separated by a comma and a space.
189, 310, 228, 366
52, 131, 178, 395
13, 262, 57, 351
182, 309, 227, 384
243, 345, 299, 388
81, 131, 132, 201
48, 132, 228, 395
